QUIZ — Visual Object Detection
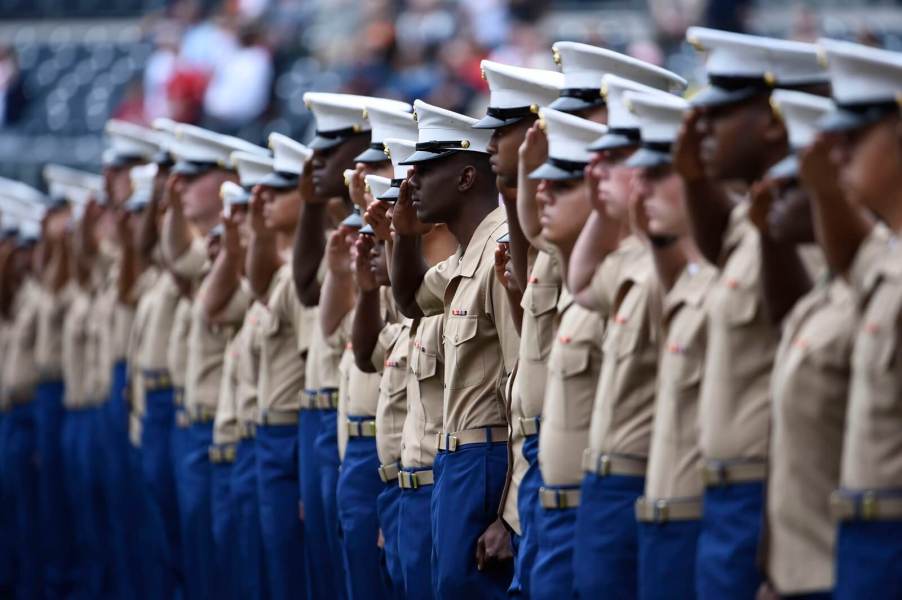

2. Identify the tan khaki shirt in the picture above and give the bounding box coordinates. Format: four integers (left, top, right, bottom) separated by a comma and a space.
504, 251, 561, 523
35, 284, 72, 380
539, 291, 605, 486
414, 206, 520, 432
214, 333, 241, 445
767, 274, 854, 594
699, 203, 777, 462
3, 279, 42, 404
185, 277, 249, 415
841, 225, 902, 490
400, 314, 445, 468
258, 264, 313, 415
587, 238, 660, 460
132, 271, 182, 373
645, 263, 716, 501
167, 298, 193, 392
236, 301, 266, 425
373, 319, 412, 466
305, 305, 344, 391
62, 285, 96, 408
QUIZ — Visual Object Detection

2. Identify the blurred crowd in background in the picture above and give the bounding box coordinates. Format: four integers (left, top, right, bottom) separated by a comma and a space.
0, 0, 899, 187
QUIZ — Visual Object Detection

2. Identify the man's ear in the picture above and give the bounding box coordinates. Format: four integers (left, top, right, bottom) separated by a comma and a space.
457, 164, 477, 193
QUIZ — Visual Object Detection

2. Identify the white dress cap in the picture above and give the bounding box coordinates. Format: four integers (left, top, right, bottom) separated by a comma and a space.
771, 90, 835, 149
170, 124, 268, 176
43, 164, 103, 206
364, 174, 393, 200
220, 181, 250, 208
589, 74, 674, 151
151, 117, 179, 164
231, 151, 274, 188
549, 41, 688, 112
355, 105, 418, 163
104, 119, 160, 165
400, 100, 493, 165
474, 61, 564, 128
381, 138, 417, 200
623, 91, 690, 168
529, 108, 607, 180
687, 27, 827, 107
816, 38, 902, 132
767, 90, 835, 179
125, 163, 159, 212
0, 177, 48, 225
303, 92, 411, 150
257, 133, 310, 188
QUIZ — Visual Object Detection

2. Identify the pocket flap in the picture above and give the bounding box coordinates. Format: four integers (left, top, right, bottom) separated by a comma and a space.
521, 283, 559, 317
559, 345, 591, 377
445, 316, 478, 347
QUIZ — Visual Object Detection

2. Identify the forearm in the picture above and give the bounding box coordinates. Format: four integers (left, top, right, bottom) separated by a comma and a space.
683, 179, 734, 265
759, 239, 811, 327
504, 286, 524, 333
45, 239, 70, 293
809, 185, 873, 277
161, 207, 193, 265
515, 171, 544, 249
247, 232, 282, 300
292, 203, 327, 306
389, 233, 427, 319
501, 195, 528, 293
319, 270, 355, 337
117, 242, 141, 305
567, 211, 614, 308
352, 288, 383, 372
202, 251, 243, 321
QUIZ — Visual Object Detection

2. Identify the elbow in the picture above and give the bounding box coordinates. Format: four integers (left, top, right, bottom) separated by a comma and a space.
353, 349, 377, 373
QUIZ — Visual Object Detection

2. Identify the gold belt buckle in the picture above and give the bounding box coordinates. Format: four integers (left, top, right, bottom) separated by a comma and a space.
596, 454, 611, 476
653, 499, 669, 523
860, 491, 878, 520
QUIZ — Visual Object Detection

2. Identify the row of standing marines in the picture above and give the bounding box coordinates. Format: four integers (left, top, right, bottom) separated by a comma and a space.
1, 24, 901, 600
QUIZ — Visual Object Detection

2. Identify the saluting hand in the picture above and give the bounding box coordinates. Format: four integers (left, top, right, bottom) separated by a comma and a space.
325, 227, 354, 276
799, 134, 840, 200
628, 174, 652, 245
391, 176, 431, 237
248, 186, 269, 237
354, 234, 379, 292
298, 157, 321, 204
748, 178, 777, 237
222, 210, 243, 259
364, 200, 393, 242
518, 121, 549, 175
493, 242, 517, 292
348, 164, 369, 212
672, 109, 706, 183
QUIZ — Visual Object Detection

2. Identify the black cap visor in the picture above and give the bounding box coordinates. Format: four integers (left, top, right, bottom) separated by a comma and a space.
528, 157, 587, 181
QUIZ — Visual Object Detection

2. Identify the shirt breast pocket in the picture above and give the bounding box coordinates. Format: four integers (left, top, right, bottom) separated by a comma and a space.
557, 343, 595, 429
385, 358, 409, 395
852, 322, 898, 411
521, 283, 558, 361
444, 315, 484, 390
411, 346, 438, 382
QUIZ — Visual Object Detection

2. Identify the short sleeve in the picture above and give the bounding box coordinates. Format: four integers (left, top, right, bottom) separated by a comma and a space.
416, 258, 453, 317
170, 237, 209, 281
215, 283, 252, 325
588, 254, 621, 318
